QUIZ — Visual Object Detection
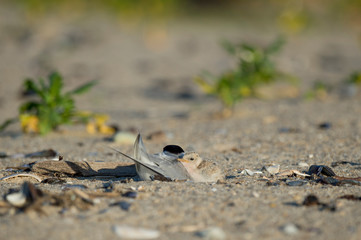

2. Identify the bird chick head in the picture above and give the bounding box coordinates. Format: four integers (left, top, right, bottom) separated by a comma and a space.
177, 152, 202, 168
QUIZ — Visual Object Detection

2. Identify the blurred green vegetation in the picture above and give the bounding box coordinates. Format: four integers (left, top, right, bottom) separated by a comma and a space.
0, 72, 97, 135
195, 37, 297, 112
345, 71, 361, 85
2, 0, 361, 32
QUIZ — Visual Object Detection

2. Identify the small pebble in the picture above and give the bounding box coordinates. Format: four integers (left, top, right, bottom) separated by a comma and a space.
113, 131, 137, 144
195, 227, 226, 240
110, 201, 132, 211
318, 122, 332, 130
112, 225, 160, 239
281, 223, 299, 235
286, 180, 308, 186
303, 194, 320, 206
122, 191, 138, 199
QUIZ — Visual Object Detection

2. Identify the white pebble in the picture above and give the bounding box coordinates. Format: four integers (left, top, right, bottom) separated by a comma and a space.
281, 223, 299, 235
112, 225, 160, 239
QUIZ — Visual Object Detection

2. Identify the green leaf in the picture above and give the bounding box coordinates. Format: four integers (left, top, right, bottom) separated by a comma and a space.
68, 80, 97, 95
48, 72, 63, 98
19, 101, 40, 114
24, 78, 46, 99
17, 71, 96, 135
24, 78, 40, 93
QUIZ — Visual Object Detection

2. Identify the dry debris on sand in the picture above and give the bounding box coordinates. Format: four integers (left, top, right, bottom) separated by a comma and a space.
1, 11, 361, 240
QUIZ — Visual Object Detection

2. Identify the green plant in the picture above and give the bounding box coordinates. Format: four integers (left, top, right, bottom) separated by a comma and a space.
195, 36, 295, 111
22, 72, 97, 134
304, 81, 330, 100
0, 72, 97, 135
345, 71, 361, 85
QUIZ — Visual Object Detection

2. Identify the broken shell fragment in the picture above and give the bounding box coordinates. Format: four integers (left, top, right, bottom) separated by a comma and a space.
112, 225, 160, 239
5, 192, 27, 207
277, 170, 310, 177
5, 182, 43, 208
240, 169, 263, 176
263, 165, 280, 175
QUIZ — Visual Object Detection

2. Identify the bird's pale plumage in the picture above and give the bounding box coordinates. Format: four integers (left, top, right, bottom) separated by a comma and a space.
112, 134, 223, 182
178, 152, 224, 182
114, 134, 190, 181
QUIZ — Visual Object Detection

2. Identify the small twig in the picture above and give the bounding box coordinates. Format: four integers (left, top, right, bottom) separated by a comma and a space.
0, 173, 42, 182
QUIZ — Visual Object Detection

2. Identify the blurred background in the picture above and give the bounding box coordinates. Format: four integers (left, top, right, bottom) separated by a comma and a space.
0, 0, 360, 129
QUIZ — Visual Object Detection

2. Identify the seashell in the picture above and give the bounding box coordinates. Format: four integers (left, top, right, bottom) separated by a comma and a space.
5, 182, 42, 208
281, 223, 299, 235
308, 165, 335, 176
240, 169, 263, 176
277, 170, 310, 177
5, 192, 27, 207
112, 225, 160, 239
263, 164, 280, 175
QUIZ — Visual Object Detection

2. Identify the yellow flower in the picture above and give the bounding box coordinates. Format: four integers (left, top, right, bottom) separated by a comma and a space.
86, 114, 115, 135
86, 122, 97, 134
99, 124, 116, 135
94, 114, 109, 128
20, 114, 39, 133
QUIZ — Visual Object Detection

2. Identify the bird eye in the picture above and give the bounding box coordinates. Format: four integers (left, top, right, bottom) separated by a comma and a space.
190, 157, 194, 161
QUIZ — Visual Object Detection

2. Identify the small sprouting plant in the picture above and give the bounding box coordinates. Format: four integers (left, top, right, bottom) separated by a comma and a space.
304, 81, 331, 100
0, 72, 97, 135
195, 37, 295, 112
345, 71, 361, 85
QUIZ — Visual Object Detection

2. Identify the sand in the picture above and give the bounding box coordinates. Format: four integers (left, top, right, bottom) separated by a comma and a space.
0, 10, 361, 240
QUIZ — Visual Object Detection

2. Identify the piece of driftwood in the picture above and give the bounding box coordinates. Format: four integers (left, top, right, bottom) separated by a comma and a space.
31, 160, 136, 177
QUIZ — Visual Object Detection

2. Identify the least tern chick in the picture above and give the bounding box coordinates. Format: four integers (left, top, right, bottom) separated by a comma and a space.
178, 152, 224, 182
112, 134, 191, 181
